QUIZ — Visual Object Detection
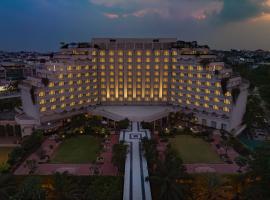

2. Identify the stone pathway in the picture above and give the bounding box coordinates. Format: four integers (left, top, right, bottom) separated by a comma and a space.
120, 122, 152, 200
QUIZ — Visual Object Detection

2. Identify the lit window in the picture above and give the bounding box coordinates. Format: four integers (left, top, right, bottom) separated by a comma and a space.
224, 99, 230, 104
59, 89, 64, 94
48, 82, 54, 88
204, 96, 210, 101
109, 51, 114, 56
128, 51, 132, 56
154, 51, 160, 56
49, 90, 55, 95
51, 105, 56, 110
204, 103, 209, 108
67, 66, 72, 71
60, 96, 65, 101
223, 107, 230, 112
213, 105, 219, 110
118, 51, 123, 56
61, 103, 66, 108
109, 58, 114, 63
215, 90, 221, 95
40, 107, 46, 112
206, 74, 212, 79
69, 81, 73, 85
214, 97, 220, 103
164, 51, 169, 56
39, 99, 46, 105
225, 92, 231, 97
39, 91, 45, 97
172, 50, 177, 56
146, 51, 151, 56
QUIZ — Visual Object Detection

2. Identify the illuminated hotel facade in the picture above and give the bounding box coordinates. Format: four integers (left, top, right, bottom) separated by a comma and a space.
16, 38, 248, 136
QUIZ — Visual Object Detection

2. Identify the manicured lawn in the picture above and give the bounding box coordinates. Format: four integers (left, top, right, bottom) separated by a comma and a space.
51, 135, 101, 163
169, 135, 222, 164
0, 147, 13, 164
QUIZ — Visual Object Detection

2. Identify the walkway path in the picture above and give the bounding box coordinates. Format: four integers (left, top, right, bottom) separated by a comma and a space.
120, 122, 152, 200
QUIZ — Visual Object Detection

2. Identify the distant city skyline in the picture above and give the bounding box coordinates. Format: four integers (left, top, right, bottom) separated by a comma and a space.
1, 0, 270, 52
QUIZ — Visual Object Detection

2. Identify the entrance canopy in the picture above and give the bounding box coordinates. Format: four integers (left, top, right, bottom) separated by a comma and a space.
91, 106, 174, 122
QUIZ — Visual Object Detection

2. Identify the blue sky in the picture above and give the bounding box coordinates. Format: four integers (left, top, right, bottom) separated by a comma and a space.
1, 0, 270, 52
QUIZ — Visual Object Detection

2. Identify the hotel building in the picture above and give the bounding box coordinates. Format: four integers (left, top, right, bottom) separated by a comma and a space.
15, 38, 248, 136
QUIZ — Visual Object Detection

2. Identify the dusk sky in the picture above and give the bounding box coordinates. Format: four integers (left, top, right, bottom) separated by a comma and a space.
1, 0, 270, 52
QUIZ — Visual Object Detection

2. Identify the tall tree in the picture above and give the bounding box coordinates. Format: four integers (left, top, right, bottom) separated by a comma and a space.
149, 147, 190, 200
14, 176, 46, 200
0, 174, 16, 200
111, 142, 128, 174
241, 142, 270, 200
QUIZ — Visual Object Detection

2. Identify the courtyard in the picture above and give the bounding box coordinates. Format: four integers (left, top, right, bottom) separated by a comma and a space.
169, 135, 222, 164
51, 135, 102, 164
0, 147, 13, 164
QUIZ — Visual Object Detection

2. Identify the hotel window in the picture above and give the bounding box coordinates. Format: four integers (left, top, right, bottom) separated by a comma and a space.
49, 90, 55, 95
109, 58, 114, 63
172, 58, 177, 63
204, 103, 209, 108
223, 107, 230, 112
215, 90, 221, 95
188, 80, 192, 85
100, 51, 105, 56
224, 99, 230, 104
137, 72, 142, 76
119, 65, 123, 70
204, 96, 210, 101
39, 91, 45, 97
136, 51, 142, 56
188, 73, 193, 78
109, 51, 114, 56
225, 91, 231, 97
188, 66, 193, 71
69, 88, 74, 92
85, 65, 89, 70
70, 102, 75, 106
110, 65, 114, 70
101, 65, 106, 70
128, 58, 132, 63
78, 94, 83, 98
40, 107, 46, 112
146, 51, 151, 56
85, 73, 89, 77
68, 74, 73, 78
146, 65, 150, 70
164, 65, 169, 70
86, 86, 90, 90
146, 58, 151, 63
118, 51, 123, 56
215, 82, 221, 87
92, 51, 97, 56
205, 89, 210, 94
196, 88, 201, 92
195, 102, 200, 106
51, 105, 56, 110
128, 51, 132, 56
77, 73, 81, 78
206, 81, 211, 86
110, 71, 114, 76
164, 58, 169, 63
61, 103, 66, 108
154, 51, 160, 56
180, 65, 184, 70
59, 81, 64, 86
49, 82, 54, 88
155, 58, 160, 63
60, 96, 65, 101
50, 98, 56, 103
196, 81, 201, 85
187, 86, 192, 91
39, 99, 46, 105
164, 51, 169, 56
79, 100, 83, 104
195, 95, 200, 100
70, 95, 74, 99
137, 65, 142, 70
67, 66, 72, 71
76, 66, 81, 70
128, 65, 132, 70
59, 89, 64, 94
118, 58, 123, 63
213, 105, 219, 110
197, 66, 203, 71
197, 74, 202, 78
172, 50, 177, 56
154, 71, 159, 76
214, 97, 220, 103
180, 73, 184, 77
69, 81, 74, 85
206, 74, 212, 79
186, 100, 191, 104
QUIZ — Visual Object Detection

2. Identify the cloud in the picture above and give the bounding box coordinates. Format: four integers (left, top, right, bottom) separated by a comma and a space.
89, 0, 270, 23
104, 12, 120, 19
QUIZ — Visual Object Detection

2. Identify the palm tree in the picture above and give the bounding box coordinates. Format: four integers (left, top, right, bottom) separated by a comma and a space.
111, 142, 128, 174
0, 174, 16, 200
51, 172, 82, 200
141, 138, 158, 172
191, 173, 227, 200
149, 147, 190, 200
